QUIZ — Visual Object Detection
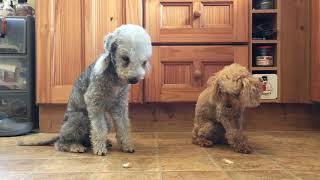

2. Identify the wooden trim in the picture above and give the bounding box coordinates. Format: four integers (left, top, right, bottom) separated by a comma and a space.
38, 103, 320, 132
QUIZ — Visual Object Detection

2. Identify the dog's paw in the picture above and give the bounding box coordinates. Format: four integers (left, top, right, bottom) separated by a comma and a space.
93, 147, 108, 156
122, 145, 135, 153
69, 144, 87, 153
192, 137, 214, 147
106, 139, 112, 149
233, 143, 252, 154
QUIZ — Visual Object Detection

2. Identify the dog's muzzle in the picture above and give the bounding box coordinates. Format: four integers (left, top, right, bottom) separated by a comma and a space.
128, 77, 139, 84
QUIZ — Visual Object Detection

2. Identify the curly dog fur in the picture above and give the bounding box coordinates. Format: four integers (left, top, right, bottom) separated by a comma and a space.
192, 63, 262, 154
18, 24, 152, 156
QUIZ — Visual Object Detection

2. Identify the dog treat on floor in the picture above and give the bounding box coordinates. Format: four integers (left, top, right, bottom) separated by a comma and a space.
122, 162, 131, 168
17, 24, 152, 156
192, 63, 262, 154
223, 158, 234, 164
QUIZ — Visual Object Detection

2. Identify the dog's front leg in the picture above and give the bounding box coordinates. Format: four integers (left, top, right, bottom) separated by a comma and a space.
88, 109, 108, 156
85, 88, 108, 156
110, 97, 134, 153
218, 113, 251, 154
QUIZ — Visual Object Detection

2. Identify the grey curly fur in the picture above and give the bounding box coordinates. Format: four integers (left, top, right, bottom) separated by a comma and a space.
18, 24, 152, 156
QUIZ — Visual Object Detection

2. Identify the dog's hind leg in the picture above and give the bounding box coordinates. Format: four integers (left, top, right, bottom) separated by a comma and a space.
54, 112, 90, 153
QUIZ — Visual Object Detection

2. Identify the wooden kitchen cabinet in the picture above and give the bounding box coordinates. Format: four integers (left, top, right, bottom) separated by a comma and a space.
311, 0, 320, 102
36, 0, 144, 104
145, 0, 248, 43
145, 45, 249, 102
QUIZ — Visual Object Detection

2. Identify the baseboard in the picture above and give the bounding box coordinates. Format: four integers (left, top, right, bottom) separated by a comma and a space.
38, 103, 320, 133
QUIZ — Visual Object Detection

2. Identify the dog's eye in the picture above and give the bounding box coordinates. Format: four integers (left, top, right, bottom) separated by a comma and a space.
142, 61, 147, 68
122, 56, 130, 67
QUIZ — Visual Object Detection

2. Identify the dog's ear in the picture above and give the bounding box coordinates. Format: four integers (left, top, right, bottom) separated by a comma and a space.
103, 33, 115, 53
240, 76, 262, 108
208, 75, 221, 104
93, 53, 109, 75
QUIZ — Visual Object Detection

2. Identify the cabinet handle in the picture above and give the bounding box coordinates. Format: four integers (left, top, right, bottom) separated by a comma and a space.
193, 70, 202, 79
194, 11, 201, 18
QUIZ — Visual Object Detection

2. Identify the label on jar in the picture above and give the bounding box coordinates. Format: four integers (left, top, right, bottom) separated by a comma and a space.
256, 56, 273, 66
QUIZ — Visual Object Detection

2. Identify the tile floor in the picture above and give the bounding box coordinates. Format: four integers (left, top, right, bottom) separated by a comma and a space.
0, 131, 320, 180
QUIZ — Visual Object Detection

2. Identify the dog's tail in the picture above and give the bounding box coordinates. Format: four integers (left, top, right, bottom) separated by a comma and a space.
16, 136, 59, 146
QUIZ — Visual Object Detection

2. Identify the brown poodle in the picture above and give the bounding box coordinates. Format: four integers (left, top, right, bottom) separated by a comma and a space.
192, 63, 262, 153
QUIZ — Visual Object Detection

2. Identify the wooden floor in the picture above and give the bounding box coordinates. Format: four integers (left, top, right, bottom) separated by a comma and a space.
1, 131, 320, 179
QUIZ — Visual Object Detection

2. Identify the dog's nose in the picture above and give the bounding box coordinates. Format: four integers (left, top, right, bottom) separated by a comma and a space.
128, 77, 139, 84
225, 104, 232, 108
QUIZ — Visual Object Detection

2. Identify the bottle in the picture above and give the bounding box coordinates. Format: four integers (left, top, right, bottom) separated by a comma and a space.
15, 0, 34, 16
0, 0, 15, 17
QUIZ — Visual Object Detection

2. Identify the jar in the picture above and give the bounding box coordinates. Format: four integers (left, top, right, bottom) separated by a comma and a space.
255, 46, 274, 66
15, 0, 34, 16
0, 0, 15, 17
255, 0, 274, 9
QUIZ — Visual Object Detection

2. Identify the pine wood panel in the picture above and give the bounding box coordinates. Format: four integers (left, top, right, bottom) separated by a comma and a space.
37, 0, 144, 104
145, 45, 249, 102
311, 0, 320, 102
36, 0, 85, 104
85, 0, 144, 103
281, 0, 310, 103
145, 0, 248, 43
161, 3, 193, 27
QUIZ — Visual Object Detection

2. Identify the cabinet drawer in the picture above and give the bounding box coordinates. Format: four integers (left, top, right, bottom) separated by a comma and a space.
145, 45, 248, 102
145, 0, 248, 43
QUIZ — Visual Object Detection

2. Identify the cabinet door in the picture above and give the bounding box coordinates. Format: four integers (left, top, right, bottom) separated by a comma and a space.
145, 46, 248, 102
311, 0, 320, 101
85, 0, 144, 103
36, 0, 85, 103
145, 0, 248, 43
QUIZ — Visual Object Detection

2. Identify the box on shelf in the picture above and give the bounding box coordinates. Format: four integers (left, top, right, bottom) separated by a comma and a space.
253, 73, 277, 99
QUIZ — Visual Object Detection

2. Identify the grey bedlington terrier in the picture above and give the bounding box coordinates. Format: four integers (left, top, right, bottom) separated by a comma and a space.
18, 24, 152, 156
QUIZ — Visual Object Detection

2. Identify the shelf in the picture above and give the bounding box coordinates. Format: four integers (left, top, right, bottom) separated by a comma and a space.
251, 40, 278, 44
252, 9, 277, 14
251, 67, 278, 71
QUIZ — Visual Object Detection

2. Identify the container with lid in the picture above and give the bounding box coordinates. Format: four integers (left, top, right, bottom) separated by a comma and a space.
15, 0, 34, 16
254, 0, 274, 10
255, 46, 274, 66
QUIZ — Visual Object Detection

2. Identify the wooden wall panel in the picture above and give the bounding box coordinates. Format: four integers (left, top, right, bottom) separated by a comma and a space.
36, 0, 85, 104
311, 0, 320, 102
281, 0, 311, 103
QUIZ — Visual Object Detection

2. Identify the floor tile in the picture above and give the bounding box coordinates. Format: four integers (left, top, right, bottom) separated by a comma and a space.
214, 155, 281, 171
227, 170, 297, 180
205, 145, 262, 158
160, 156, 219, 171
26, 172, 94, 180
157, 132, 193, 147
0, 146, 56, 160
94, 172, 161, 180
291, 171, 320, 180
0, 172, 28, 180
100, 156, 159, 172
0, 159, 47, 172
34, 158, 103, 173
273, 156, 320, 171
159, 146, 207, 157
162, 171, 230, 180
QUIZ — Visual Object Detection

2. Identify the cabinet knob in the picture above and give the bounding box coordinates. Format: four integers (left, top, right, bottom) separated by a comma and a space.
194, 11, 201, 18
193, 70, 202, 79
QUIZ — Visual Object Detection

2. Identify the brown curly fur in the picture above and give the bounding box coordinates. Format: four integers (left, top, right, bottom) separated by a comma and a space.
192, 63, 262, 154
